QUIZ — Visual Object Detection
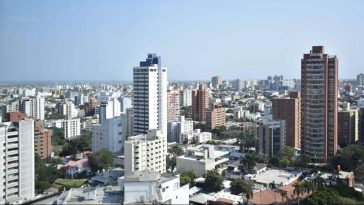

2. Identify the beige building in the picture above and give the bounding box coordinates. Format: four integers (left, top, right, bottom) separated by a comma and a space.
205, 104, 226, 131
124, 129, 167, 176
167, 89, 180, 122
338, 103, 359, 147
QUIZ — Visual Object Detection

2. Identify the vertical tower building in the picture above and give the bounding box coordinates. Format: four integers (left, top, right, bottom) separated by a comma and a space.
257, 118, 286, 158
167, 89, 180, 122
211, 75, 223, 89
301, 46, 338, 162
192, 85, 210, 122
357, 73, 364, 87
272, 91, 301, 149
0, 119, 35, 204
133, 54, 167, 136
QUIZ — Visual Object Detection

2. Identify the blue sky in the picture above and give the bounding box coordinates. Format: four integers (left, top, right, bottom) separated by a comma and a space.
0, 0, 363, 81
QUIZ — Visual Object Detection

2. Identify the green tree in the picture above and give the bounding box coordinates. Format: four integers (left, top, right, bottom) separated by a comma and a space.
304, 187, 340, 205
166, 145, 184, 172
240, 154, 256, 173
180, 171, 197, 187
203, 170, 224, 193
35, 154, 62, 193
230, 178, 253, 195
293, 181, 304, 205
88, 148, 114, 173
278, 146, 295, 160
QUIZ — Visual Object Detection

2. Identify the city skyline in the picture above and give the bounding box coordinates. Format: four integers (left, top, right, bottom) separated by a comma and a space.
1, 0, 364, 81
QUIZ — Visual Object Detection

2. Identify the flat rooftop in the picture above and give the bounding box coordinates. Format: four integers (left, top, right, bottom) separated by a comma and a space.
62, 186, 122, 204
246, 169, 301, 187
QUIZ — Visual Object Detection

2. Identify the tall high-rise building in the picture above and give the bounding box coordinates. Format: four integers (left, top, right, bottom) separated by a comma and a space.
62, 118, 81, 139
167, 116, 193, 143
167, 89, 180, 122
181, 89, 192, 107
301, 46, 338, 162
20, 96, 45, 120
133, 54, 167, 136
205, 104, 226, 131
272, 92, 301, 149
125, 108, 134, 137
357, 73, 364, 87
119, 96, 132, 113
0, 119, 35, 204
99, 97, 121, 124
60, 101, 78, 119
124, 129, 167, 176
338, 103, 359, 147
84, 97, 98, 117
192, 85, 209, 122
211, 75, 223, 89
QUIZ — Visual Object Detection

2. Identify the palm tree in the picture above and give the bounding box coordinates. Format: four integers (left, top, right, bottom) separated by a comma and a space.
245, 187, 254, 205
240, 155, 256, 173
278, 189, 288, 203
301, 180, 315, 194
313, 172, 326, 189
293, 181, 303, 205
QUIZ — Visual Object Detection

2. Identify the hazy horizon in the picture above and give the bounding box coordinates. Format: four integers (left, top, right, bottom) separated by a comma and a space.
1, 0, 363, 82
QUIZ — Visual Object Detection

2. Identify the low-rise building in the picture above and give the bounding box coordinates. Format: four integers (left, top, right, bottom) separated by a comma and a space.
176, 145, 229, 177
122, 170, 189, 204
180, 129, 212, 144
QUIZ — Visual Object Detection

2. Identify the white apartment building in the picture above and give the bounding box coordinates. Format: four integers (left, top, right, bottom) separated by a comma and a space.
133, 54, 167, 136
62, 118, 81, 139
124, 129, 167, 176
20, 96, 45, 120
92, 116, 126, 154
180, 129, 212, 144
99, 97, 121, 124
181, 89, 192, 106
60, 101, 78, 119
0, 119, 35, 204
167, 116, 193, 143
119, 96, 132, 113
176, 145, 229, 177
122, 170, 189, 205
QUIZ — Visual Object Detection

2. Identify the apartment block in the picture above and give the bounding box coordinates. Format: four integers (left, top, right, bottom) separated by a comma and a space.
34, 120, 53, 161
272, 91, 301, 149
0, 119, 35, 204
124, 129, 167, 176
301, 46, 338, 162
257, 118, 286, 158
205, 104, 226, 131
192, 85, 209, 122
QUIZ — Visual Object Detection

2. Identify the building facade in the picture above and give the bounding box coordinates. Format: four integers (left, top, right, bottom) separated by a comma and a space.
205, 104, 226, 131
272, 91, 301, 149
257, 118, 286, 158
0, 119, 35, 204
133, 54, 167, 136
34, 120, 52, 161
167, 89, 180, 122
124, 130, 167, 176
192, 85, 209, 122
62, 118, 81, 139
167, 116, 193, 143
301, 46, 338, 162
92, 116, 126, 154
338, 103, 359, 147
